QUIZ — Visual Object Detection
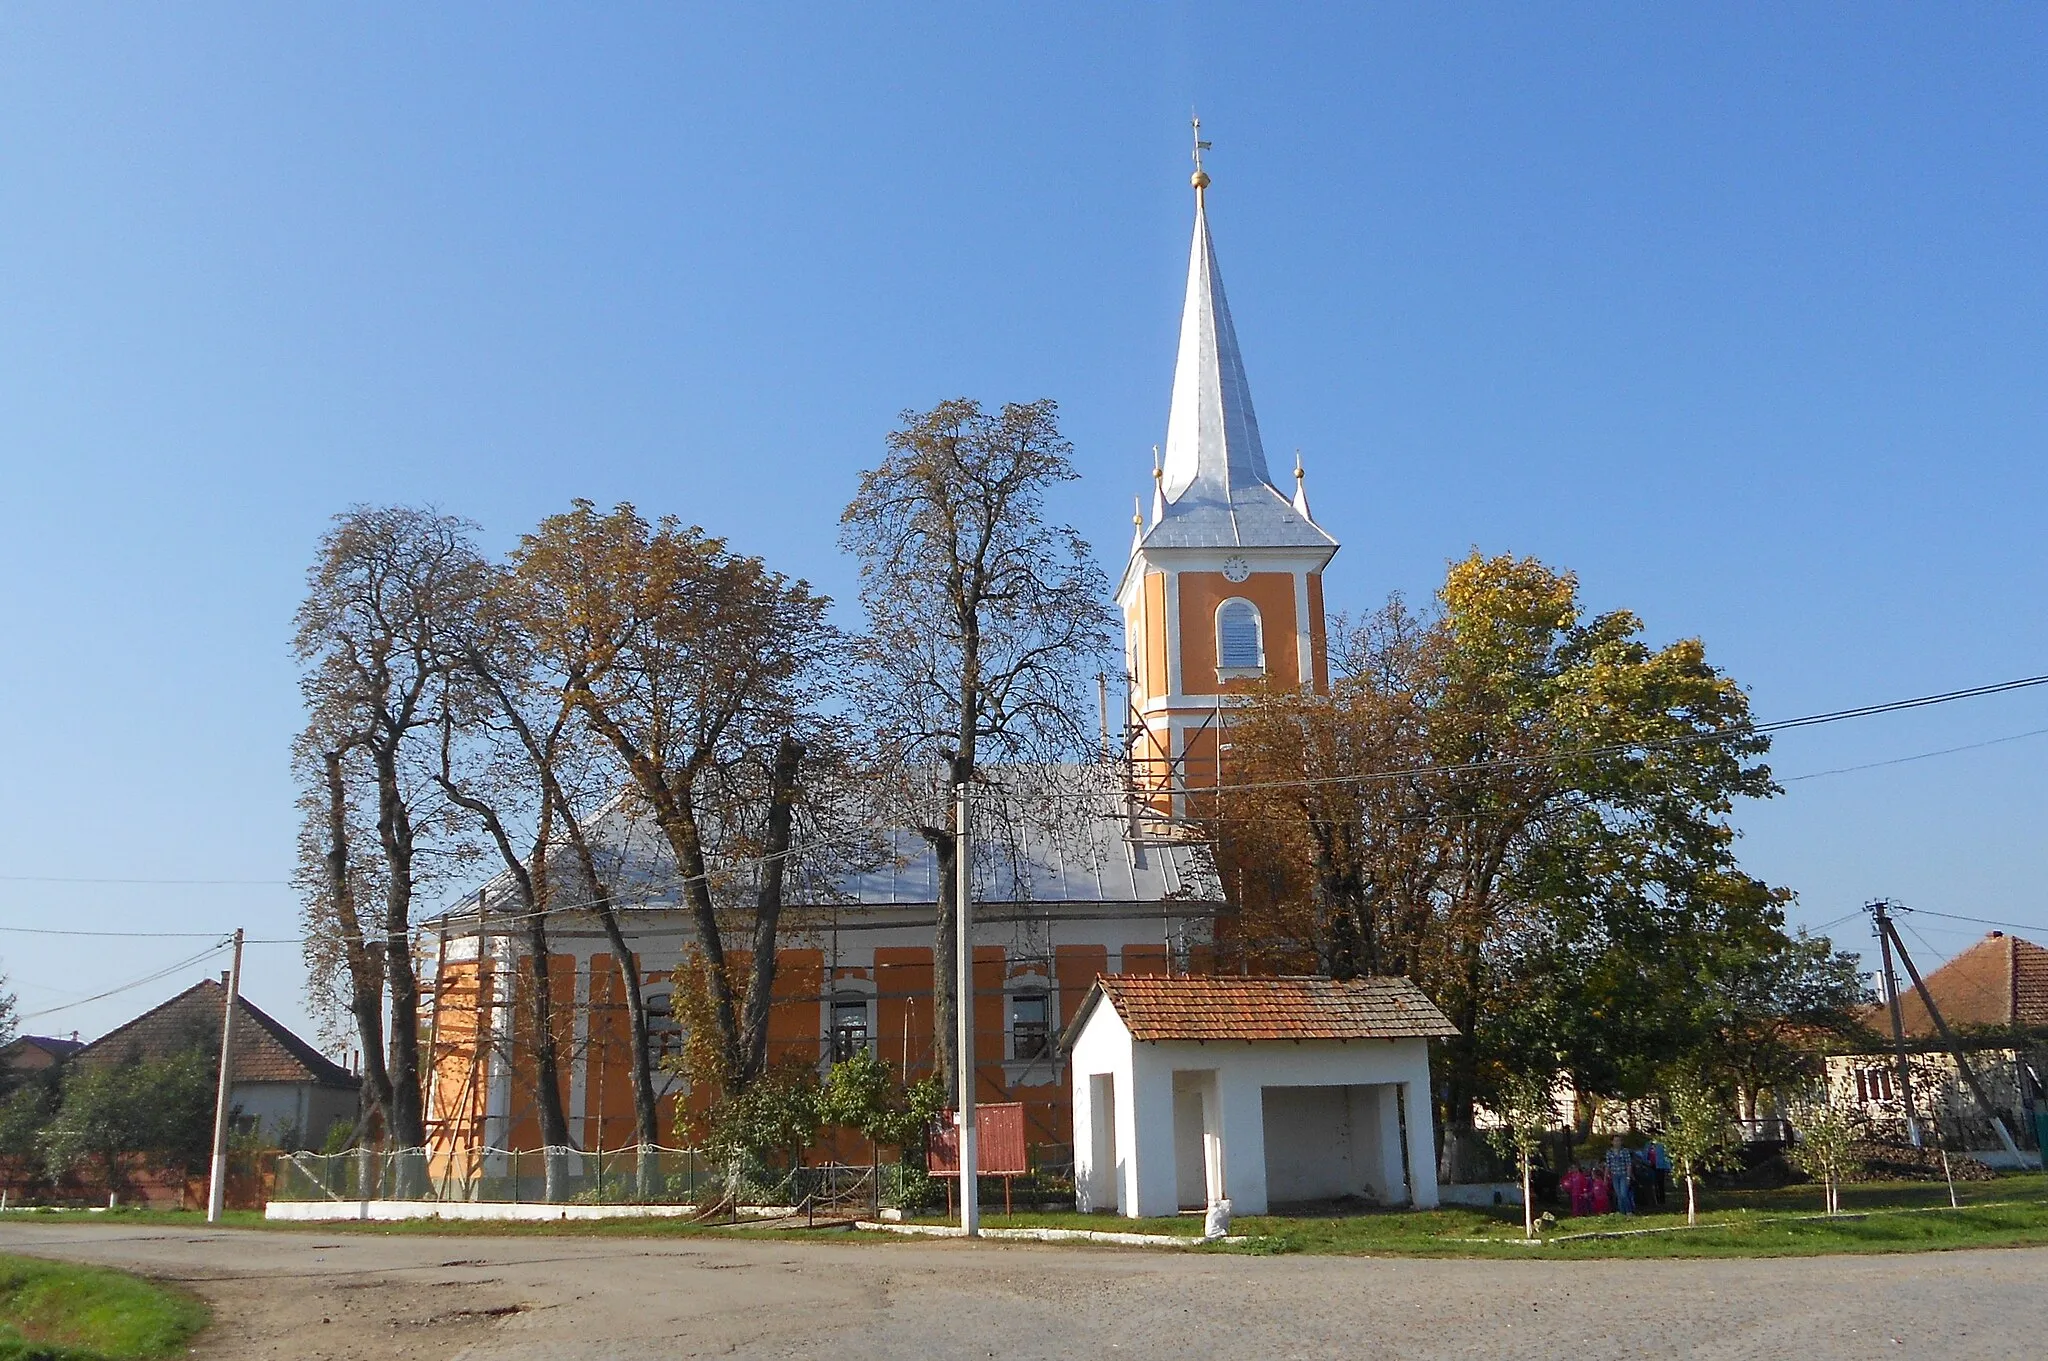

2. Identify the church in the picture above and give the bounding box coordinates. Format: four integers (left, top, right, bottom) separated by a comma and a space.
420, 138, 1342, 1177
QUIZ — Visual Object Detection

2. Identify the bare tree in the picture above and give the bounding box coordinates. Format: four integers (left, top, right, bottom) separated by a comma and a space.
508, 500, 832, 1105
430, 584, 584, 1196
839, 399, 1115, 1102
293, 506, 488, 1154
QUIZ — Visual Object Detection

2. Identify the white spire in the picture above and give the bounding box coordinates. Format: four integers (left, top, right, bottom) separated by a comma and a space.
1159, 150, 1272, 505
1150, 446, 1166, 525
1292, 450, 1312, 520
1142, 124, 1335, 554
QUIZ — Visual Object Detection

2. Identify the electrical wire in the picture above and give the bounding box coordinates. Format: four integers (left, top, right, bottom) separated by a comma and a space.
0, 875, 288, 886
17, 940, 233, 1021
1781, 726, 2048, 783
7, 672, 2045, 949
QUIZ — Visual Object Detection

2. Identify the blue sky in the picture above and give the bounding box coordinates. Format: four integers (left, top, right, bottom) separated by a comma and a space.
2, 4, 2043, 1045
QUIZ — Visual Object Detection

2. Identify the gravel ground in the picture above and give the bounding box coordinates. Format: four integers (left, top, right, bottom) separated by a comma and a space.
0, 1223, 2043, 1360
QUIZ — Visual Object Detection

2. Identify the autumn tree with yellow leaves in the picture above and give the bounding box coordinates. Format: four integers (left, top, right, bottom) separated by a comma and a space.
1214, 553, 1857, 1133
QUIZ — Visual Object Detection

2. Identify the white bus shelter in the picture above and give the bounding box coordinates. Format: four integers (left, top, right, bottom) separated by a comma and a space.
1065, 975, 1457, 1218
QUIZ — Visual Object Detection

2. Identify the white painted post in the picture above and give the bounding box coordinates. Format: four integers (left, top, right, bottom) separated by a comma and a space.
956, 771, 978, 1237
206, 928, 244, 1223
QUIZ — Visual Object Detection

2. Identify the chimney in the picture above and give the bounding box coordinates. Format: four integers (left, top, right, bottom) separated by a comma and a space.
219, 971, 231, 986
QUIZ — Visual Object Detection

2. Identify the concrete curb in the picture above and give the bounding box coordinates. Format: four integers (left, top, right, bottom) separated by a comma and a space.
853, 1220, 1246, 1248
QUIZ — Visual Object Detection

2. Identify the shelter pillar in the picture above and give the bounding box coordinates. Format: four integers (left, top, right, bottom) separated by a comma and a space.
1401, 1078, 1439, 1209
1215, 1069, 1269, 1216
1126, 1048, 1179, 1218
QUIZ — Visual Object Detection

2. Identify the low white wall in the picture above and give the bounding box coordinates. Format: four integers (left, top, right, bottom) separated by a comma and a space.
265, 1200, 711, 1223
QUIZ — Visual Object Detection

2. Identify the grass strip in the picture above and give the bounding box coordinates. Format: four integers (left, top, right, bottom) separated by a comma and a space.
0, 1255, 207, 1361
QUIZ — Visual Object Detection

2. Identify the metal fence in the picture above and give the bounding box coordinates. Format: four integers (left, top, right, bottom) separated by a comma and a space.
271, 1146, 901, 1211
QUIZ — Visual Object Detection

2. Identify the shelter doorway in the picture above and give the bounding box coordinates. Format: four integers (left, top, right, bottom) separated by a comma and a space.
1173, 1070, 1222, 1209
1260, 1083, 1404, 1207
1084, 1073, 1119, 1212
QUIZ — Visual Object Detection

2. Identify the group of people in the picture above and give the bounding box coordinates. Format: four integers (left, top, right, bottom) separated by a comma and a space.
1557, 1135, 1670, 1216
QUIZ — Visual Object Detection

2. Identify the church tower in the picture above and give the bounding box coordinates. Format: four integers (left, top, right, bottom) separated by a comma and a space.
1118, 128, 1339, 814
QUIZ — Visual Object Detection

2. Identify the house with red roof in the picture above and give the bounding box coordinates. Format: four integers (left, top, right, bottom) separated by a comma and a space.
78, 977, 358, 1151
1827, 930, 2048, 1165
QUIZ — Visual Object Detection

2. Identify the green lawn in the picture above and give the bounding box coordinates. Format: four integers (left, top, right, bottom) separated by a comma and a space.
944, 1172, 2048, 1258
8, 1174, 2048, 1259
0, 1255, 207, 1361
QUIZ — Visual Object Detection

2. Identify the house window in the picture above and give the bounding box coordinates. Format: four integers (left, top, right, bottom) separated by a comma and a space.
1216, 599, 1264, 673
831, 994, 870, 1061
1011, 992, 1050, 1061
1855, 1067, 1896, 1103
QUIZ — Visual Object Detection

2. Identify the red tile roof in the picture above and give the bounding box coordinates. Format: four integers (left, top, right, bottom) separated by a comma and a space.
1071, 974, 1459, 1044
78, 979, 356, 1088
1868, 931, 2048, 1037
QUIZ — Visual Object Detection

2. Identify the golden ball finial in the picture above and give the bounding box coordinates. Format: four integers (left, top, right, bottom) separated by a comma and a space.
1192, 168, 1211, 191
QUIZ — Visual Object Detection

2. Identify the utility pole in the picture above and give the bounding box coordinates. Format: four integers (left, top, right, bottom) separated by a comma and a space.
206, 928, 244, 1223
1875, 905, 2023, 1162
1869, 900, 1922, 1147
953, 757, 979, 1237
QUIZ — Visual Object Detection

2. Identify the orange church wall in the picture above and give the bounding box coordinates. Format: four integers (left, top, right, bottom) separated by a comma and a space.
875, 946, 934, 1076
1143, 571, 1169, 700
432, 936, 1211, 1165
1121, 944, 1169, 974
1175, 570, 1302, 695
426, 958, 493, 1169
1055, 944, 1108, 1029
500, 953, 578, 1152
1307, 572, 1330, 693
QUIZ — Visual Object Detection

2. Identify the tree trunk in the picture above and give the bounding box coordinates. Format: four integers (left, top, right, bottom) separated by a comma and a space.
925, 828, 959, 1105
371, 746, 427, 1182
323, 750, 393, 1138
1685, 1171, 1697, 1226
737, 736, 806, 1082
1523, 1155, 1534, 1239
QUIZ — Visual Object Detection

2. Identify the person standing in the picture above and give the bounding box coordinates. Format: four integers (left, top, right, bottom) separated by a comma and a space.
1644, 1138, 1670, 1207
1605, 1135, 1636, 1215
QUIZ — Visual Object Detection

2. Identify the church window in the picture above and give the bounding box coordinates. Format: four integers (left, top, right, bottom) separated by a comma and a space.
1010, 992, 1050, 1060
642, 987, 685, 1059
1216, 598, 1264, 673
830, 994, 871, 1061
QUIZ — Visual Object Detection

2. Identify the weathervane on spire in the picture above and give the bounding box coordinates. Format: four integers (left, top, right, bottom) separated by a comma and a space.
1191, 115, 1212, 192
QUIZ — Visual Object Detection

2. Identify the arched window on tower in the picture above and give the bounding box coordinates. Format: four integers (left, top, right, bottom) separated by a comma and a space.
1215, 598, 1265, 676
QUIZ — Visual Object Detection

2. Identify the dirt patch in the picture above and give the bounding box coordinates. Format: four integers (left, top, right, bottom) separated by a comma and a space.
175, 1269, 530, 1360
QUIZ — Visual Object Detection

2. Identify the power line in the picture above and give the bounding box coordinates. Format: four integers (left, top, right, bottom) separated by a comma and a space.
0, 925, 235, 939
1151, 670, 2048, 801
1781, 726, 2048, 783
0, 875, 289, 886
17, 940, 234, 1021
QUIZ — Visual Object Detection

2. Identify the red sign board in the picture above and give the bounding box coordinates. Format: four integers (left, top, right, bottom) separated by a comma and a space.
928, 1103, 1028, 1177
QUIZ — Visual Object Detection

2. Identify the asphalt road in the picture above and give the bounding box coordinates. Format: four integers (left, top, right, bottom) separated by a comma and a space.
0, 1222, 2042, 1360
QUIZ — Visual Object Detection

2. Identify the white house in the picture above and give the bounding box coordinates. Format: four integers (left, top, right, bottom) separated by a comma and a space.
1064, 974, 1457, 1218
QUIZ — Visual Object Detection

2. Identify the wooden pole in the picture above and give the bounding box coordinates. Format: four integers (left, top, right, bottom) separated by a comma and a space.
206, 929, 245, 1223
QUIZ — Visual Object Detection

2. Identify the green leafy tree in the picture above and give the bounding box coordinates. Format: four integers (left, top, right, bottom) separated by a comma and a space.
1218, 554, 1793, 1129
0, 1083, 57, 1190
1485, 1070, 1557, 1239
41, 1054, 214, 1197
701, 1065, 821, 1205
1659, 1067, 1738, 1226
1786, 1091, 1864, 1215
